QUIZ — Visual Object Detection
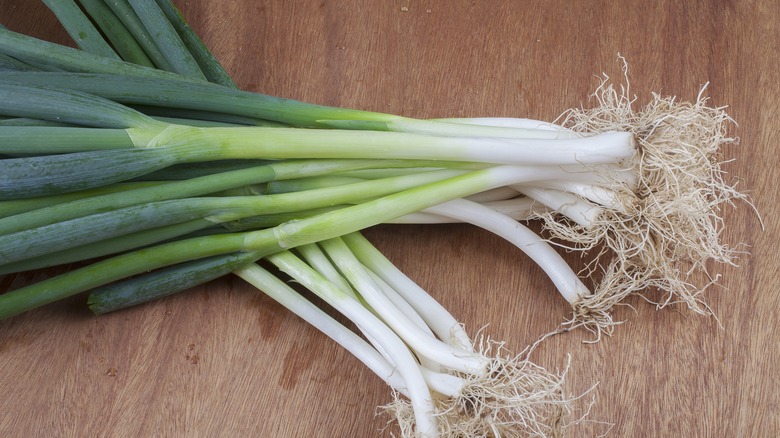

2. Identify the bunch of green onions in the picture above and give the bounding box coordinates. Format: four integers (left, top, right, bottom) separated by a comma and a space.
0, 1, 746, 436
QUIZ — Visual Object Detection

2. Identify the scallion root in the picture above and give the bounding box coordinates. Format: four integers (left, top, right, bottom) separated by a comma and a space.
382, 340, 580, 437
536, 62, 749, 334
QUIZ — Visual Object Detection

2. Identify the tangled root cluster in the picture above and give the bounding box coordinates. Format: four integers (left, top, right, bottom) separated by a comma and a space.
383, 341, 587, 437
540, 63, 749, 335
382, 64, 749, 435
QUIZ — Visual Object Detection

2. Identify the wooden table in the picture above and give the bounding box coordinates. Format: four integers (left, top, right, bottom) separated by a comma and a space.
1, 1, 777, 436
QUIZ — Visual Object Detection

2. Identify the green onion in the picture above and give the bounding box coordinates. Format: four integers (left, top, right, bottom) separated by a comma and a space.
0, 54, 39, 72
152, 0, 236, 87
77, 0, 155, 66
87, 251, 258, 314
0, 219, 217, 275
0, 126, 135, 153
0, 148, 174, 199
0, 159, 422, 234
0, 27, 196, 80
0, 81, 161, 129
42, 0, 121, 60
126, 0, 206, 80
102, 0, 174, 71
0, 181, 163, 217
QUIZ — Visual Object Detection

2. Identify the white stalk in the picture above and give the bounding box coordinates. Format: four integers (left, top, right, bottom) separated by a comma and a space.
300, 238, 442, 372
465, 186, 521, 202
296, 243, 355, 296
513, 185, 602, 227
420, 367, 465, 398
295, 243, 431, 371
424, 199, 589, 304
365, 269, 439, 342
546, 162, 638, 188
533, 179, 631, 212
367, 269, 444, 372
267, 250, 438, 437
430, 117, 572, 132
486, 197, 547, 219
320, 237, 488, 374
234, 263, 411, 397
342, 232, 474, 351
387, 197, 544, 224
386, 117, 579, 139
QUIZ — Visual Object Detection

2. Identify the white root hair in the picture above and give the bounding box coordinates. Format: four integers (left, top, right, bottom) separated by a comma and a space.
537, 59, 750, 336
380, 339, 596, 437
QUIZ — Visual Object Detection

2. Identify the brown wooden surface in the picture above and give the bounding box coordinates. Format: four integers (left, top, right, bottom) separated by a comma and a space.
1, 1, 778, 436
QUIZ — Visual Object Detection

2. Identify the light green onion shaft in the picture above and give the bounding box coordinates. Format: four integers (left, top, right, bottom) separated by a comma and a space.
0, 164, 554, 319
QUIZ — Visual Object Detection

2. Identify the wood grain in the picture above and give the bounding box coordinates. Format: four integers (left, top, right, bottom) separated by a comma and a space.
1, 0, 777, 436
